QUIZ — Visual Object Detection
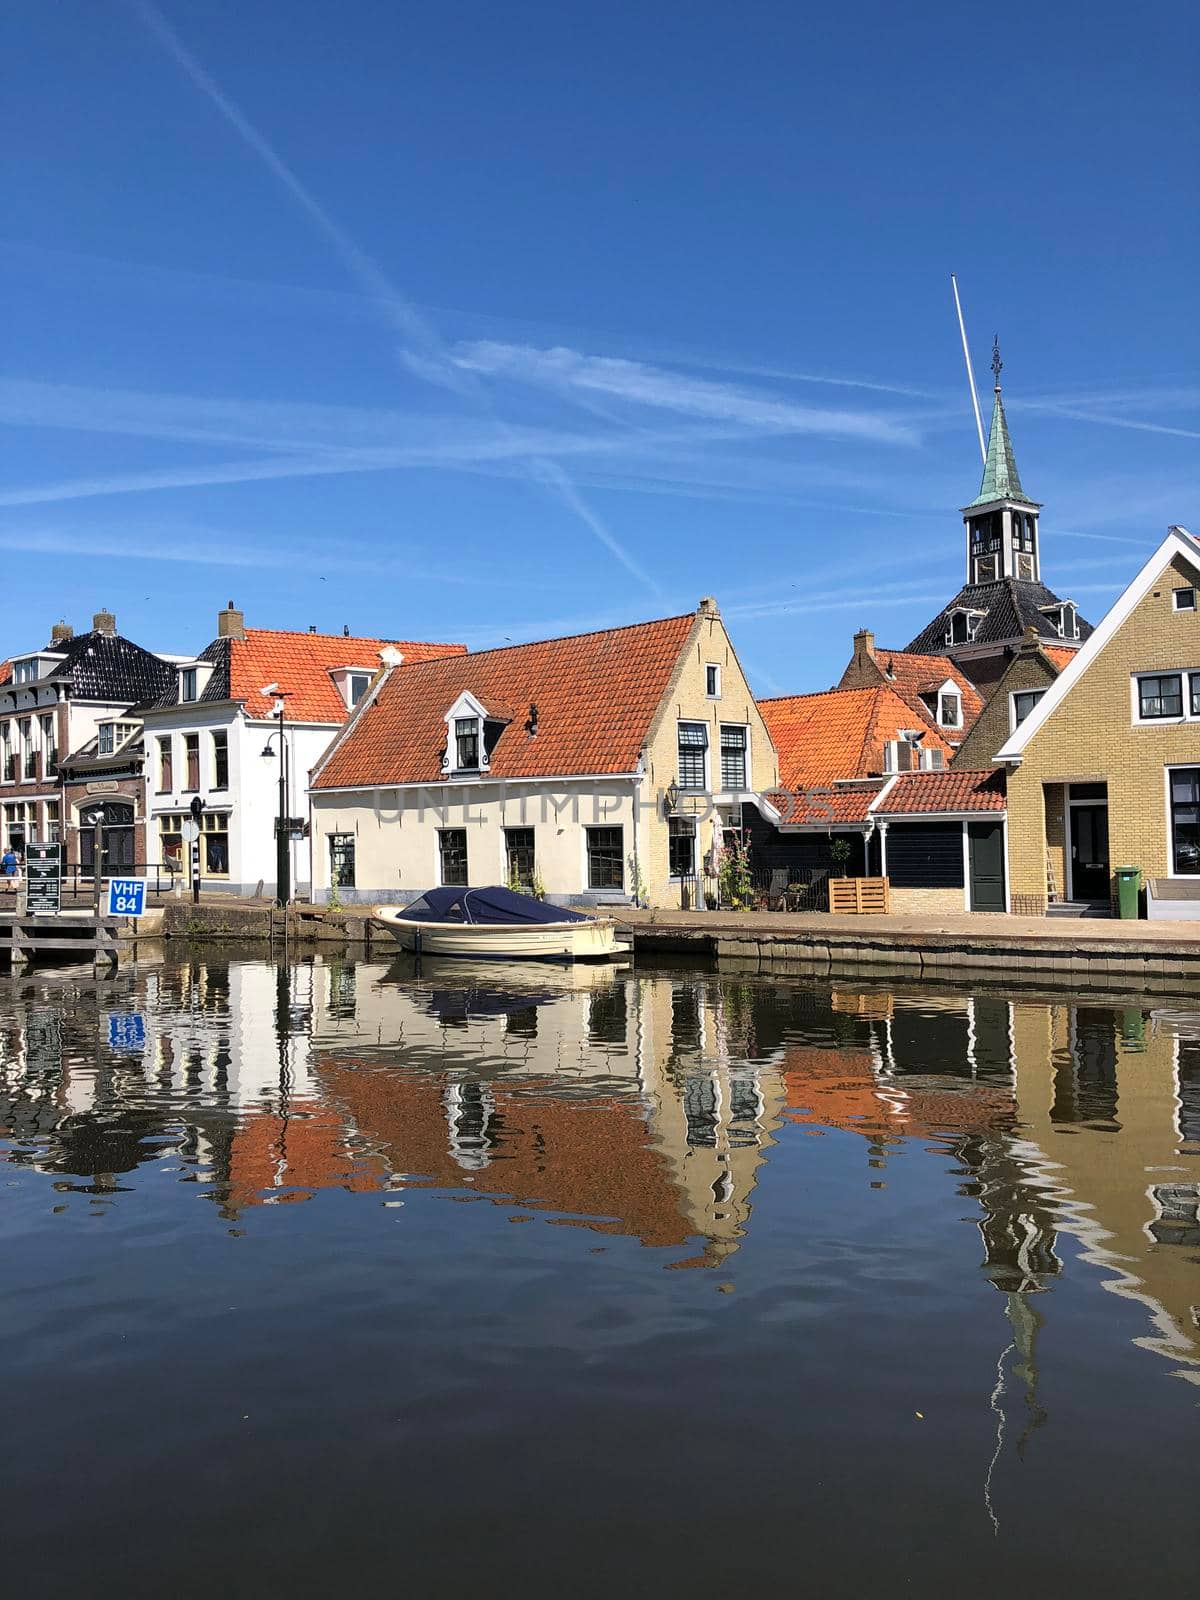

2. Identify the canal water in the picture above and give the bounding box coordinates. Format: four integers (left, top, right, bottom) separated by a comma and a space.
1, 952, 1196, 1596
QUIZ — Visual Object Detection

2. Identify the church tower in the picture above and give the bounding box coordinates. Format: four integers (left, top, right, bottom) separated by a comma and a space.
905, 341, 1090, 694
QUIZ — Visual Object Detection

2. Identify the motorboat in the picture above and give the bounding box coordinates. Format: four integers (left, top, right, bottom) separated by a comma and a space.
373, 885, 628, 963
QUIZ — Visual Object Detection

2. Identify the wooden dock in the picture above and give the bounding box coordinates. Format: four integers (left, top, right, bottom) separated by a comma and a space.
0, 912, 133, 970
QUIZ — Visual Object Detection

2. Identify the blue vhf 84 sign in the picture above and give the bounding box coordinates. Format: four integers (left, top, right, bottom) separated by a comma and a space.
107, 878, 147, 917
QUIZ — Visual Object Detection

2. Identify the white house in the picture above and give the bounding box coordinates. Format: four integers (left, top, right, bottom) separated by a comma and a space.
139, 603, 465, 897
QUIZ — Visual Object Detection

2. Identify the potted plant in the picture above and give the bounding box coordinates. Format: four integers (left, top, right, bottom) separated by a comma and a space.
829, 836, 853, 877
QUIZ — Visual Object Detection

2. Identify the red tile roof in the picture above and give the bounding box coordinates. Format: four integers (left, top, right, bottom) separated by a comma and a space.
758, 686, 954, 789
0, 661, 10, 687
764, 785, 881, 826
314, 612, 697, 789
1041, 645, 1078, 673
870, 649, 984, 732
872, 768, 1006, 816
230, 628, 465, 725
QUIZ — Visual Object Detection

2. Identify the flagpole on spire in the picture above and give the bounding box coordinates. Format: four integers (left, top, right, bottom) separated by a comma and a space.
951, 273, 987, 466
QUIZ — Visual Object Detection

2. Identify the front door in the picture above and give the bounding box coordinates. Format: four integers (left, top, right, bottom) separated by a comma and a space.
968, 821, 1006, 912
1070, 804, 1110, 902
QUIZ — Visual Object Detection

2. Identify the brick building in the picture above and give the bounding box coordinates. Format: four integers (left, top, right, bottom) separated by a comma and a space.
997, 526, 1200, 916
951, 629, 1076, 769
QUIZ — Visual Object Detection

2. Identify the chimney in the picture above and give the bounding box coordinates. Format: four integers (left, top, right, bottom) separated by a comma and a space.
217, 601, 246, 640
50, 620, 73, 646
697, 596, 719, 618
92, 609, 116, 636
853, 628, 876, 664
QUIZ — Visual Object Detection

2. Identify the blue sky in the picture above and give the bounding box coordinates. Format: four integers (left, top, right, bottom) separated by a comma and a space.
2, 0, 1196, 692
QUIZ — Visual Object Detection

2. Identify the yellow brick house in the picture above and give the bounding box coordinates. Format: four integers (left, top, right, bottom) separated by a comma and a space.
996, 527, 1200, 917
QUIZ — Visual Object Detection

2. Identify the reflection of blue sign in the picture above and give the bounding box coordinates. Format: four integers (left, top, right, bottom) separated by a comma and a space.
108, 1014, 145, 1053
107, 878, 147, 917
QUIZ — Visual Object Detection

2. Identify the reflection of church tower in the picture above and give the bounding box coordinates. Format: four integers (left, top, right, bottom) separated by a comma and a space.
907, 341, 1092, 694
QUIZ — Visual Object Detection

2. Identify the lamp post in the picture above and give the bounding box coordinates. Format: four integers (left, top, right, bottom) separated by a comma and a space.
664, 779, 680, 817
260, 686, 291, 908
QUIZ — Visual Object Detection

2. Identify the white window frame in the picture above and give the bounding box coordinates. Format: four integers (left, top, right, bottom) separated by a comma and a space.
936, 684, 962, 728
717, 722, 749, 792
1131, 669, 1200, 726
441, 691, 491, 775
1172, 587, 1196, 612
1009, 686, 1048, 732
705, 663, 722, 699
677, 720, 709, 792
1165, 764, 1200, 880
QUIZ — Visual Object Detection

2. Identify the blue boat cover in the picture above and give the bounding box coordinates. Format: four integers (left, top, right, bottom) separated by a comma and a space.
401, 886, 589, 925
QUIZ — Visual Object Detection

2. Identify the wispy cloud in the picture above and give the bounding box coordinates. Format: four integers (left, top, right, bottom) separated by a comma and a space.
129, 0, 657, 593
452, 341, 922, 446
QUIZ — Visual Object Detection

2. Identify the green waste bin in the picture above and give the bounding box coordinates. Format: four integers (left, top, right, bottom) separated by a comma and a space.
1116, 865, 1141, 919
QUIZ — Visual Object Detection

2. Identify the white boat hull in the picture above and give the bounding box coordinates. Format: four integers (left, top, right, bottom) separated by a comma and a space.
373, 906, 626, 962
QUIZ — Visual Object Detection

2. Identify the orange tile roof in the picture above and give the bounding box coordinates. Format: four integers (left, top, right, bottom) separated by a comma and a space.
0, 660, 9, 687
315, 612, 696, 788
870, 649, 984, 732
758, 686, 954, 789
872, 768, 1006, 815
230, 628, 465, 725
764, 785, 880, 826
1041, 645, 1078, 673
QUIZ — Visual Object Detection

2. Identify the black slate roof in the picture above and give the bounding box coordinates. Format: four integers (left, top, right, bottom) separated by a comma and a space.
906, 578, 1093, 655
39, 629, 175, 706
147, 637, 232, 709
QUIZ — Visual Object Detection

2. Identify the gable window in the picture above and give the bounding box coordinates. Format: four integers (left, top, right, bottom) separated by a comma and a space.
455, 717, 480, 771
438, 827, 468, 886
669, 816, 696, 878
212, 730, 229, 790
1170, 769, 1200, 875
180, 667, 198, 703
1137, 673, 1183, 720
157, 736, 173, 792
184, 733, 200, 791
719, 724, 748, 789
586, 825, 624, 890
938, 692, 961, 728
1174, 587, 1197, 612
98, 723, 115, 756
677, 722, 708, 791
1012, 688, 1046, 729
504, 826, 535, 891
705, 664, 722, 698
348, 672, 371, 707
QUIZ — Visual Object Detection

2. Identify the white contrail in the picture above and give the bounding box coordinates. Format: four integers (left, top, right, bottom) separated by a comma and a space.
127, 0, 659, 594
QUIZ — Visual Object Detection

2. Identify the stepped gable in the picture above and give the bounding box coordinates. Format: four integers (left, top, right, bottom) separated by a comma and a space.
314, 612, 697, 789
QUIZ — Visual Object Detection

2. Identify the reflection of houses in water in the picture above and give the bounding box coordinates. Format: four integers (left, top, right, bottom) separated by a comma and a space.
304, 959, 788, 1265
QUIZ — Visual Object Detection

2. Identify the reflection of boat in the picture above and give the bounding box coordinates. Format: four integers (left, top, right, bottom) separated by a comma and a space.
373, 886, 627, 962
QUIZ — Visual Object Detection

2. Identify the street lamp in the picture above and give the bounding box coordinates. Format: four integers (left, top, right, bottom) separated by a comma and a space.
664, 780, 681, 817
260, 685, 291, 908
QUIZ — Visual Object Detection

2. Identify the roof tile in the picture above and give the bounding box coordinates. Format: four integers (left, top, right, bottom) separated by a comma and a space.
315, 613, 696, 788
873, 768, 1006, 815
758, 686, 954, 789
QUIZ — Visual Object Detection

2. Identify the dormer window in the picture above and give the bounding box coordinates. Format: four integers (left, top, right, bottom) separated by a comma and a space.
938, 691, 961, 728
455, 716, 480, 770
1041, 603, 1079, 640
180, 667, 198, 702
945, 608, 983, 646
329, 665, 376, 710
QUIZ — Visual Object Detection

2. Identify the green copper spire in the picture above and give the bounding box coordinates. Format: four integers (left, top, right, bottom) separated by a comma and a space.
966, 338, 1028, 507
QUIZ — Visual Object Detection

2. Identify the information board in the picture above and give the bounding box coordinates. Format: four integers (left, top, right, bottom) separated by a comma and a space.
25, 840, 62, 915
107, 877, 147, 917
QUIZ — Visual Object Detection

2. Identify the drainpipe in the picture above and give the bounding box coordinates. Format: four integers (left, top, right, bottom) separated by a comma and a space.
631, 769, 643, 907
